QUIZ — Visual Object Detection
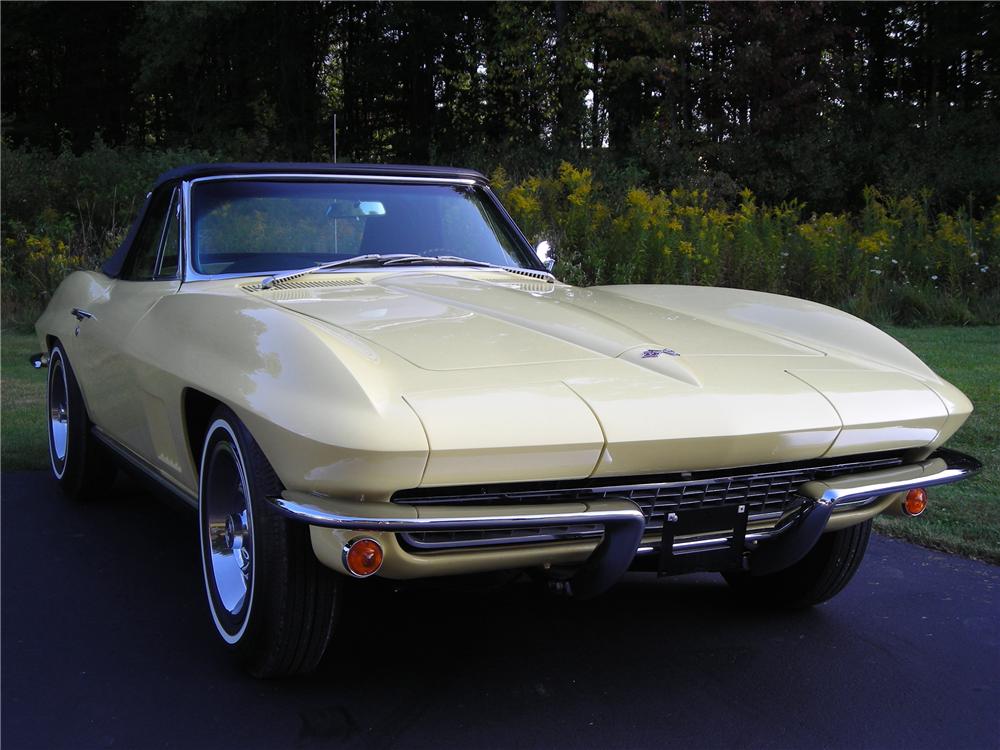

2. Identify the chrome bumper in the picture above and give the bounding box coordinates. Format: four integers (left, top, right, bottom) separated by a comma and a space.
267, 448, 980, 594
745, 447, 980, 575
268, 495, 645, 598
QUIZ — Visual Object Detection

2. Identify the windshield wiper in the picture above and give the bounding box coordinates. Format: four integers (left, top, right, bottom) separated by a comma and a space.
381, 254, 493, 267
382, 254, 557, 282
260, 253, 555, 289
259, 254, 425, 289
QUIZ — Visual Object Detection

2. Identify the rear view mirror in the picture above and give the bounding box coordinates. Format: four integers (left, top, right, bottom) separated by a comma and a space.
325, 200, 387, 219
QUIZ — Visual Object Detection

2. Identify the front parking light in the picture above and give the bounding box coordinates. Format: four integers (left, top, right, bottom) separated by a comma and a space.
343, 537, 384, 577
903, 488, 928, 517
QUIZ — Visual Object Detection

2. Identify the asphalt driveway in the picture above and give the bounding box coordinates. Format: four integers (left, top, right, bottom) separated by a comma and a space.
2, 471, 998, 750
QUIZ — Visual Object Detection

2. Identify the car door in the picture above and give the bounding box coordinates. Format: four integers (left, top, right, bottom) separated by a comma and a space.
75, 184, 182, 463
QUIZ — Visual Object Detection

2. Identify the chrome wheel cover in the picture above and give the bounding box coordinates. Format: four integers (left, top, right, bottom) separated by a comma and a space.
47, 349, 69, 478
199, 420, 255, 644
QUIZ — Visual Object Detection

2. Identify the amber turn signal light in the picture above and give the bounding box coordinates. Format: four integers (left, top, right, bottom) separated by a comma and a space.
903, 488, 928, 517
343, 537, 384, 577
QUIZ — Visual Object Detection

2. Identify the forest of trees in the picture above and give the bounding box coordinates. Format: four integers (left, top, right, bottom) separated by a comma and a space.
3, 1, 999, 212
2, 2, 999, 326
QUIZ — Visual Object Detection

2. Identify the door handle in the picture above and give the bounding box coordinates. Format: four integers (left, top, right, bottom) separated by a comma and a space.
71, 308, 96, 321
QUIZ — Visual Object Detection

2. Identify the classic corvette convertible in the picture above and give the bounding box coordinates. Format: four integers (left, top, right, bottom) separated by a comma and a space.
33, 163, 980, 676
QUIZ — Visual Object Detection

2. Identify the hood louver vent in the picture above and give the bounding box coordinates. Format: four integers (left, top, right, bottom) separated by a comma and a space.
498, 281, 556, 295
244, 277, 365, 292
499, 267, 556, 283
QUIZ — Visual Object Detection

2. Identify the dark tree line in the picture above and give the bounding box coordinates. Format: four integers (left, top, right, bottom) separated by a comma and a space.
3, 1, 998, 211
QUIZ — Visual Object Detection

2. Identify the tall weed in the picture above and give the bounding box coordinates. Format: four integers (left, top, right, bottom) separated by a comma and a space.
1, 139, 214, 325
495, 162, 999, 325
2, 147, 997, 327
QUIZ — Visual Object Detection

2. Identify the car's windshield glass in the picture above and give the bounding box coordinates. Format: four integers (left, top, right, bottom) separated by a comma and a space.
190, 179, 536, 275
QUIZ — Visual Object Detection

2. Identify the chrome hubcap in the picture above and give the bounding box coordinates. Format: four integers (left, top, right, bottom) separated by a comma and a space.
205, 447, 253, 617
48, 357, 69, 463
223, 509, 252, 574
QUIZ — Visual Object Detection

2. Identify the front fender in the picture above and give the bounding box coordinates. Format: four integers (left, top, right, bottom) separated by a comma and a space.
130, 286, 430, 497
33, 271, 116, 416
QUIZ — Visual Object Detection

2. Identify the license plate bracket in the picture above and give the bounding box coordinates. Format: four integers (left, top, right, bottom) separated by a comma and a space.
658, 503, 749, 575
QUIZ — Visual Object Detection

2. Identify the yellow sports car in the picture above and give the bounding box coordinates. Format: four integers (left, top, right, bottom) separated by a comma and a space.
33, 163, 980, 676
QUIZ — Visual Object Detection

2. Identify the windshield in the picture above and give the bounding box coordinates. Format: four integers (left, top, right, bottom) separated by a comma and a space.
190, 180, 537, 275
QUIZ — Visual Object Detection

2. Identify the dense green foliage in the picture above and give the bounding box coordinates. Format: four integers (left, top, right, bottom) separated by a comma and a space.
495, 164, 1000, 324
2, 2, 999, 324
2, 145, 998, 326
0, 142, 213, 324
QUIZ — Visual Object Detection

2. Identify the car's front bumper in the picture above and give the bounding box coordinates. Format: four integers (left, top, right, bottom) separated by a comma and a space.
269, 448, 981, 596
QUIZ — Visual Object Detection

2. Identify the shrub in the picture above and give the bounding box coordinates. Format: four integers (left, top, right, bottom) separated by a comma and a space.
2, 148, 997, 328
1, 139, 215, 325
495, 162, 999, 325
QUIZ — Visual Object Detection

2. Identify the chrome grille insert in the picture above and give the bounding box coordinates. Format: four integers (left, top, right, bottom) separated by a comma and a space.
392, 454, 906, 552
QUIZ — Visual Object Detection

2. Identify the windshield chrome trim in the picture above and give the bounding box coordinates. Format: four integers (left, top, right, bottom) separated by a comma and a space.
191, 173, 478, 186
483, 185, 548, 272
182, 173, 500, 282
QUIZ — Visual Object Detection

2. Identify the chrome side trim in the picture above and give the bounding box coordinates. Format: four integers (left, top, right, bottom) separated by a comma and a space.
91, 426, 198, 508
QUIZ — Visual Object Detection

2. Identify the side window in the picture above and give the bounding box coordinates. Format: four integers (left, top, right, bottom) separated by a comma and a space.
122, 188, 172, 281
156, 192, 180, 279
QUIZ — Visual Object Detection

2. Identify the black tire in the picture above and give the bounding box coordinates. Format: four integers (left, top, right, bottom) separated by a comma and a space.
46, 342, 117, 500
198, 405, 340, 677
723, 519, 872, 608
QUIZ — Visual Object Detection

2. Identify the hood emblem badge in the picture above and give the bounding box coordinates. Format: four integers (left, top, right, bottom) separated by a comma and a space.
642, 348, 681, 358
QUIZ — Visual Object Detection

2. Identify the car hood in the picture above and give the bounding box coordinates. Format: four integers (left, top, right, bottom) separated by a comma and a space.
248, 271, 956, 483
261, 270, 825, 370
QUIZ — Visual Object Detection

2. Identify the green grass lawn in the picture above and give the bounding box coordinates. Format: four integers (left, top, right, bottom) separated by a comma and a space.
1, 330, 47, 472
2, 325, 997, 562
875, 326, 999, 563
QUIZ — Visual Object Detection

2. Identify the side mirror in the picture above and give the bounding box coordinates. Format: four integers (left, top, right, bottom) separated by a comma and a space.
535, 240, 555, 271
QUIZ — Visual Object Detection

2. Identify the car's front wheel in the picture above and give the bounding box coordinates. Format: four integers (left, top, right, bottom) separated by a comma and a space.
46, 342, 116, 499
199, 406, 341, 677
723, 519, 872, 608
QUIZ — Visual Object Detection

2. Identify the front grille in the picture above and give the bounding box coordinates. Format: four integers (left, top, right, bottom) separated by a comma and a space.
392, 453, 906, 551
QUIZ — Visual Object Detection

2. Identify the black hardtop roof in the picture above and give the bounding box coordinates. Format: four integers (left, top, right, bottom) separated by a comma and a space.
152, 162, 488, 190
